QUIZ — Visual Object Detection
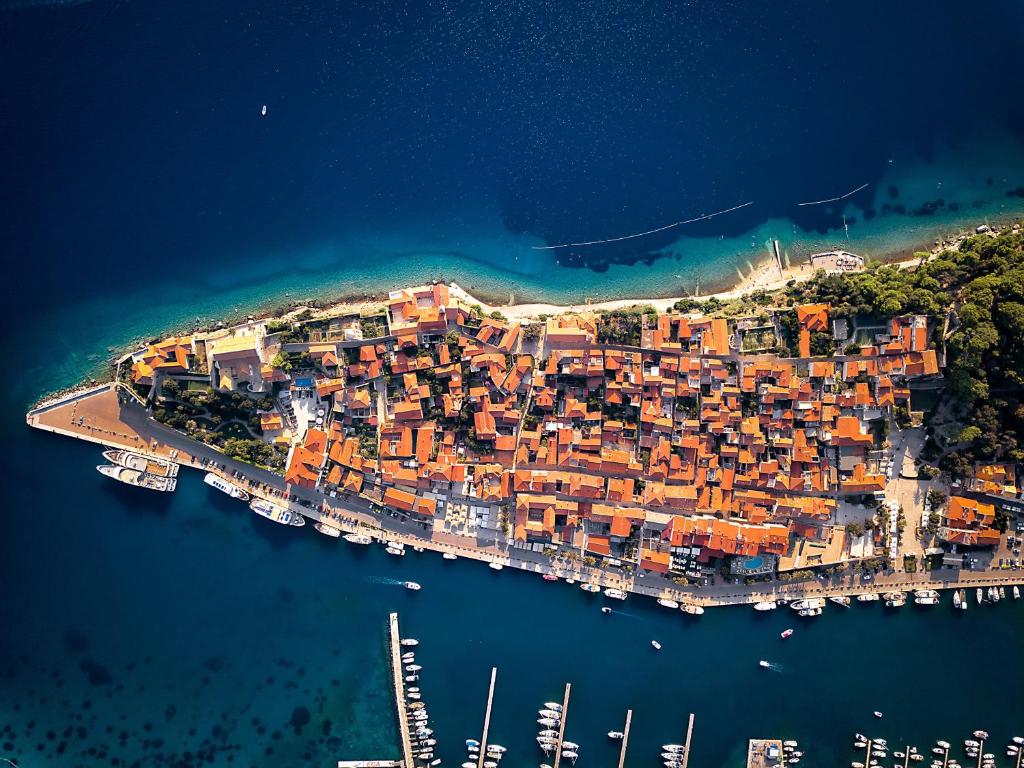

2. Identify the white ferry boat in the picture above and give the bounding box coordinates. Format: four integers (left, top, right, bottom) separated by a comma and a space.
103, 449, 179, 477
249, 498, 304, 526
314, 522, 340, 537
343, 532, 372, 545
97, 464, 177, 492
203, 472, 249, 500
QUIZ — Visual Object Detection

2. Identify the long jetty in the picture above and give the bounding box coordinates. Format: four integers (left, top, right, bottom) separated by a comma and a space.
388, 612, 414, 768
681, 713, 695, 768
476, 667, 498, 768
616, 710, 632, 768
550, 683, 572, 768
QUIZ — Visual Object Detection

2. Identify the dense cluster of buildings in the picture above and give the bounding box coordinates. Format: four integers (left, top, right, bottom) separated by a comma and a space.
125, 283, 1016, 578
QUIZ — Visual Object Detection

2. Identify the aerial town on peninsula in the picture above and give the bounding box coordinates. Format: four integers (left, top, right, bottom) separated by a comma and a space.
29, 229, 1024, 613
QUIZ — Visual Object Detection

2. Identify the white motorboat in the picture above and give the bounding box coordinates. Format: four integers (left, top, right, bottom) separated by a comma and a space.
658, 598, 680, 609
604, 588, 627, 600
387, 546, 406, 556
856, 593, 879, 602
562, 742, 579, 750
873, 711, 883, 718
799, 607, 822, 617
538, 718, 559, 728
974, 731, 989, 739
538, 709, 561, 718
915, 596, 939, 605
753, 601, 777, 611
443, 552, 458, 560
543, 702, 563, 711
203, 472, 248, 500
98, 464, 177, 492
314, 522, 341, 537
401, 638, 419, 646
976, 588, 983, 604
608, 731, 624, 739
561, 752, 578, 761
601, 606, 612, 614
343, 532, 372, 545
405, 581, 422, 591
681, 603, 704, 615
1013, 586, 1021, 600
489, 562, 504, 571
759, 660, 771, 668
651, 640, 662, 650
662, 745, 685, 752
580, 583, 601, 593
488, 745, 506, 754
913, 589, 939, 599
885, 597, 906, 608
936, 741, 950, 750
830, 595, 852, 607
538, 730, 558, 737
249, 498, 304, 526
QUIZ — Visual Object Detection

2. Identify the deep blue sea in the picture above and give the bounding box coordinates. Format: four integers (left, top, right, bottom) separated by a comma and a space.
2, 1, 1024, 766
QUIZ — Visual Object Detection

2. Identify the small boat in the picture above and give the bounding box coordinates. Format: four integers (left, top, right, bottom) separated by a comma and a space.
854, 742, 868, 749
953, 591, 962, 609
408, 701, 424, 709
933, 748, 945, 755
753, 601, 777, 611
852, 763, 865, 768
413, 546, 425, 553
1014, 737, 1024, 744
658, 598, 680, 609
936, 741, 950, 750
781, 628, 794, 639
565, 578, 576, 584
910, 755, 923, 762
429, 762, 440, 768
783, 741, 798, 748
894, 752, 906, 759
261, 104, 267, 116
542, 574, 558, 581
250, 498, 304, 526
604, 588, 627, 600
663, 753, 682, 760
999, 587, 1006, 599
402, 639, 419, 646
662, 745, 685, 752
462, 762, 476, 768
443, 552, 458, 560
404, 581, 422, 591
759, 660, 770, 668
681, 603, 704, 615
580, 583, 601, 593
544, 703, 563, 711
1014, 586, 1021, 600
343, 532, 373, 545
974, 731, 989, 740
562, 742, 579, 750
538, 709, 561, 718
608, 731, 624, 739
856, 593, 879, 602
914, 589, 938, 599
203, 471, 248, 499
976, 588, 983, 604
484, 762, 497, 768
885, 597, 906, 608
466, 740, 480, 748
387, 546, 406, 556
561, 753, 578, 761
489, 745, 506, 754
915, 596, 938, 606
789, 759, 799, 764
965, 740, 980, 747
882, 592, 904, 601
538, 730, 558, 737
489, 562, 504, 571
538, 718, 559, 727
873, 711, 883, 718
651, 640, 662, 650
402, 652, 415, 660
467, 745, 478, 752
830, 595, 852, 607
408, 693, 421, 700
406, 664, 422, 671
315, 522, 341, 537
405, 674, 418, 682
799, 607, 822, 617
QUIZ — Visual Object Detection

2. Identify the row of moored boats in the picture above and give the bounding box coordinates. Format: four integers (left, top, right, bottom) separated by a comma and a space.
753, 586, 1020, 616
400, 636, 440, 768
851, 730, 1023, 768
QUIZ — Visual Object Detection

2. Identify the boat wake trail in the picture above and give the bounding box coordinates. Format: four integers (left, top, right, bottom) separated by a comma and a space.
531, 201, 754, 250
368, 576, 407, 587
796, 183, 869, 207
761, 661, 784, 673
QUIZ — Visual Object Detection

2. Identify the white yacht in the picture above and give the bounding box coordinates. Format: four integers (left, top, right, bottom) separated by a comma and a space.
443, 552, 458, 560
604, 588, 627, 600
651, 640, 662, 650
753, 601, 777, 611
404, 581, 422, 591
249, 498, 304, 526
580, 583, 601, 593
856, 593, 879, 602
314, 522, 341, 537
203, 472, 249, 500
657, 598, 680, 609
489, 562, 504, 571
680, 603, 704, 615
829, 595, 852, 607
97, 464, 177, 492
104, 449, 179, 477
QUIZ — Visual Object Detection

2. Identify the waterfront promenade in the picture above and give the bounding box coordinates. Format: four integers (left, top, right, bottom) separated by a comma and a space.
28, 384, 1024, 611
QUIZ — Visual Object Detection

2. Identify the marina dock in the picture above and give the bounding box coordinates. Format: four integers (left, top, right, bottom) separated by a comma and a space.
388, 612, 414, 768
681, 713, 695, 768
550, 683, 572, 768
616, 709, 632, 768
746, 738, 784, 768
476, 667, 497, 768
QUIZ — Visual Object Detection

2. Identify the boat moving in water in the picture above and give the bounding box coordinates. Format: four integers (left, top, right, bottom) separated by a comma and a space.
97, 464, 177, 492
314, 522, 340, 537
250, 498, 304, 526
781, 628, 794, 639
203, 472, 249, 500
404, 581, 421, 591
104, 449, 179, 477
759, 660, 771, 668
651, 640, 662, 650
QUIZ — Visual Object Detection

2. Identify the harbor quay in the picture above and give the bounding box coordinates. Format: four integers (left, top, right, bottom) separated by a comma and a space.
26, 384, 1024, 612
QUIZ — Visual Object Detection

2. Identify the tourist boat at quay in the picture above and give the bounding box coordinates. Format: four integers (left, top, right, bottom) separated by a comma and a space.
249, 498, 304, 526
314, 522, 340, 537
604, 588, 627, 600
580, 583, 601, 593
753, 601, 777, 611
97, 464, 177, 492
789, 598, 824, 611
103, 449, 179, 477
203, 472, 250, 500
657, 598, 680, 609
343, 532, 372, 544
680, 603, 704, 615
829, 595, 851, 607
856, 592, 879, 602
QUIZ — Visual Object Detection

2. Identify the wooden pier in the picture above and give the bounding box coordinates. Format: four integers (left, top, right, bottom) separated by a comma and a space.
680, 713, 695, 768
388, 612, 414, 768
616, 710, 632, 768
550, 683, 572, 768
476, 667, 498, 768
